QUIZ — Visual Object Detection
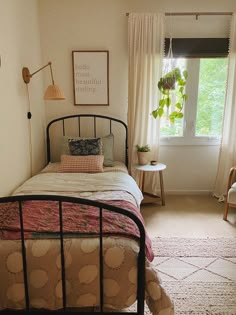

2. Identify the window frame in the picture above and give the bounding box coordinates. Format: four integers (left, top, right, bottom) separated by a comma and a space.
160, 38, 229, 146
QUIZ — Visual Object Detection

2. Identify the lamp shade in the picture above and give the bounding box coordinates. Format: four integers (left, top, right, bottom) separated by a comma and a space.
44, 84, 65, 100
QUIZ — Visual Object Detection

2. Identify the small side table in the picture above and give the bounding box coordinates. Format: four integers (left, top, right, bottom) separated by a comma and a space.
135, 163, 166, 205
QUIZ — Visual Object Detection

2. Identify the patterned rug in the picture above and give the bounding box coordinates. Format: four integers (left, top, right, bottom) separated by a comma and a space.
150, 237, 236, 315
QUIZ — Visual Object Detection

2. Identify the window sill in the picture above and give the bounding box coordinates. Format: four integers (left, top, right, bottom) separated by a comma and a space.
160, 136, 221, 146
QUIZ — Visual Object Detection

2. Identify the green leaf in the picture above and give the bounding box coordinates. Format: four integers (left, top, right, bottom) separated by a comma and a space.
158, 81, 163, 90
169, 115, 175, 124
179, 86, 184, 94
183, 70, 188, 79
176, 112, 184, 118
169, 111, 177, 117
159, 98, 166, 106
176, 102, 182, 110
178, 79, 186, 86
163, 89, 169, 95
152, 109, 158, 119
157, 108, 164, 117
166, 97, 171, 107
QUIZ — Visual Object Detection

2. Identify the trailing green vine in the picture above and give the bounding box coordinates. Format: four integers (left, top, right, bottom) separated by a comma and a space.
152, 67, 188, 123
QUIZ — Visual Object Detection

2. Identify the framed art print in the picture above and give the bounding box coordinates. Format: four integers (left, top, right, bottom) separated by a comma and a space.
72, 50, 109, 106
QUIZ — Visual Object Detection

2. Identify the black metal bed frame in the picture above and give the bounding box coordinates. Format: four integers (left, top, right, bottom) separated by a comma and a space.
46, 114, 128, 167
0, 195, 145, 314
0, 114, 147, 314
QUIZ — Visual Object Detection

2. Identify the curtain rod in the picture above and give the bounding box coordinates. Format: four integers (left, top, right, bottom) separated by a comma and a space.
126, 12, 233, 18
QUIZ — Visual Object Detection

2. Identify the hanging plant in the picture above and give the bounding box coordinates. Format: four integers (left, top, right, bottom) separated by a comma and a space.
151, 38, 188, 123
152, 67, 188, 123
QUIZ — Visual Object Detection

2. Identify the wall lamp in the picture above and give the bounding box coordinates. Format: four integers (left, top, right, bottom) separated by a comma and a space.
22, 61, 65, 101
22, 62, 65, 176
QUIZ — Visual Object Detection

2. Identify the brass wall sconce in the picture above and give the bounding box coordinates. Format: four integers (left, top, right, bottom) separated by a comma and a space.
22, 61, 65, 101
22, 62, 65, 176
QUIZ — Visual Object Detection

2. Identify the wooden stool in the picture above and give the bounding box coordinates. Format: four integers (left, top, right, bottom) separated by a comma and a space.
135, 163, 166, 205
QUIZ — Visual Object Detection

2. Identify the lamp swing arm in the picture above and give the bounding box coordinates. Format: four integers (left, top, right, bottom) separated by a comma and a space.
22, 61, 65, 100
22, 62, 53, 84
31, 62, 54, 83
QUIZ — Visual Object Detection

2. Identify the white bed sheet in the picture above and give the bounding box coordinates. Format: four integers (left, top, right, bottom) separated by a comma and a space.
13, 170, 143, 207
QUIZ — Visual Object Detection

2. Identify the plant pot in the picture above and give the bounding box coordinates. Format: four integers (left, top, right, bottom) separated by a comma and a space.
137, 152, 150, 165
162, 77, 176, 90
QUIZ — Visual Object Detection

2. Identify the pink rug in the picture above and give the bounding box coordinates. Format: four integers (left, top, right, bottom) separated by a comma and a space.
150, 237, 236, 315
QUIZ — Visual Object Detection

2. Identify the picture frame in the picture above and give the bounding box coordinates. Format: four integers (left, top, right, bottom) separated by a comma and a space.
72, 50, 109, 106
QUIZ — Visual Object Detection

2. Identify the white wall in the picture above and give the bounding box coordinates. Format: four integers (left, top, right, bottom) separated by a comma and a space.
0, 0, 45, 196
38, 0, 236, 194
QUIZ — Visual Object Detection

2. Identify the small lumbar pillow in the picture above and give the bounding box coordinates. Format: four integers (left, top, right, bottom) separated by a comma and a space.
68, 138, 102, 156
58, 155, 104, 173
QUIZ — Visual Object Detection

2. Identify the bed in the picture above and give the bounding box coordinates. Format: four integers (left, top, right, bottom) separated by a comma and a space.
0, 114, 174, 315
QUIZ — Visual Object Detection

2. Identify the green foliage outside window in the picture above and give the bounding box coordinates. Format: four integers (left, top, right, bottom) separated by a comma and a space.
196, 58, 228, 136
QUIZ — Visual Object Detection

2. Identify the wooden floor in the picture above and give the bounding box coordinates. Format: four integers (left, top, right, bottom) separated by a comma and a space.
141, 194, 236, 238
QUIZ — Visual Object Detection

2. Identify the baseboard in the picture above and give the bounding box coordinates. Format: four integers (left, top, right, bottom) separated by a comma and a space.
165, 190, 213, 195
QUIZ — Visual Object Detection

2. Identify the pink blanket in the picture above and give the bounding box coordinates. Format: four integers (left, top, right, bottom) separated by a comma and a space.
0, 199, 154, 261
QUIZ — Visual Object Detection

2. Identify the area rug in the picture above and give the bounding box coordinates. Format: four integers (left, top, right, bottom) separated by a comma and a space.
150, 237, 236, 315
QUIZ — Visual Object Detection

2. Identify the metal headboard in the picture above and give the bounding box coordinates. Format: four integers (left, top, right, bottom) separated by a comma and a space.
46, 114, 128, 166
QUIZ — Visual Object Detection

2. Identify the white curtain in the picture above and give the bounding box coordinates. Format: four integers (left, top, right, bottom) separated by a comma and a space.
214, 13, 236, 199
128, 13, 164, 194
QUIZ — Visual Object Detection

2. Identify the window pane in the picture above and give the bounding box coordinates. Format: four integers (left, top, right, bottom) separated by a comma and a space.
160, 115, 184, 136
195, 58, 227, 136
160, 58, 186, 136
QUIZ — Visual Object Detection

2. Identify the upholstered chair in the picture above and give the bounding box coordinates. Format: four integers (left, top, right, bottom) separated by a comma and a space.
223, 166, 236, 220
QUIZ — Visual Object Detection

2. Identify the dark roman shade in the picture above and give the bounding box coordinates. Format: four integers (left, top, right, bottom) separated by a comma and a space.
164, 38, 229, 58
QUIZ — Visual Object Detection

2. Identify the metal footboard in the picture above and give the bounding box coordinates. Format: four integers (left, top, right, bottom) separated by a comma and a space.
0, 195, 145, 315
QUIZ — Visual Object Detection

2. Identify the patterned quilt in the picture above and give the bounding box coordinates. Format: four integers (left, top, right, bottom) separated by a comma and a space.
0, 199, 153, 261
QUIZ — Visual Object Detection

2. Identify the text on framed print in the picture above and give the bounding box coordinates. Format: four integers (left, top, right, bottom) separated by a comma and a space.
72, 50, 109, 105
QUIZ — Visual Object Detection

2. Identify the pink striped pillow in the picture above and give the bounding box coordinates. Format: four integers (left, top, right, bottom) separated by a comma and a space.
58, 155, 104, 173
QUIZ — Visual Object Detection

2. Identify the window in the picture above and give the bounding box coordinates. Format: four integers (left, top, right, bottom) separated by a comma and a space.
195, 58, 228, 137
160, 39, 229, 145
